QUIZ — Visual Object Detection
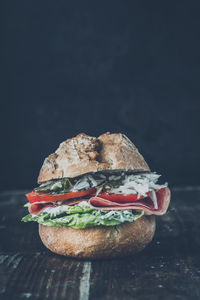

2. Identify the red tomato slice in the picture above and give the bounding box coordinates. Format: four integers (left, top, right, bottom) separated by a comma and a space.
94, 193, 147, 203
26, 187, 96, 204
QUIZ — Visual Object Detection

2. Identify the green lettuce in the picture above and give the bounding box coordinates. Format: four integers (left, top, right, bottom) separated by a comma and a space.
22, 203, 144, 229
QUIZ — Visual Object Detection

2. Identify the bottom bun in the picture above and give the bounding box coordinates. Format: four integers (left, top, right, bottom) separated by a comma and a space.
39, 216, 156, 259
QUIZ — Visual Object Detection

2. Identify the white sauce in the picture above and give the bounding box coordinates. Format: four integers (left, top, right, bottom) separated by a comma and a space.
50, 181, 63, 190
149, 190, 158, 209
110, 173, 167, 197
42, 205, 70, 216
71, 174, 104, 192
42, 201, 91, 217
99, 210, 134, 222
76, 200, 91, 207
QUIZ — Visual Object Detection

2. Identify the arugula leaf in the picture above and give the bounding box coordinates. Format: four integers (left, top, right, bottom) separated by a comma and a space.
34, 178, 73, 194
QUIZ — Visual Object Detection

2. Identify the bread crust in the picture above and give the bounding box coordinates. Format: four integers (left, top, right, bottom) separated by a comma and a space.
38, 132, 150, 183
39, 216, 155, 259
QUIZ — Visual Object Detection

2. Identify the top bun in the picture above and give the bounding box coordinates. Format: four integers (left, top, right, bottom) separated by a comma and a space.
38, 132, 150, 184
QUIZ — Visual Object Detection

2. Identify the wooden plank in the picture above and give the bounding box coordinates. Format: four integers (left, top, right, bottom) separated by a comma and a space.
0, 252, 86, 300
0, 189, 200, 300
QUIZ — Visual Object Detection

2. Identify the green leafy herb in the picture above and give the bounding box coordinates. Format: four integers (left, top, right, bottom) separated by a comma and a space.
34, 178, 73, 194
22, 203, 144, 229
167, 202, 176, 213
32, 170, 150, 195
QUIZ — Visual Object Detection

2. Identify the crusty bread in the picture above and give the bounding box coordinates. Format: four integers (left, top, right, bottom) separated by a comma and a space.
39, 216, 155, 259
37, 133, 154, 258
38, 132, 150, 183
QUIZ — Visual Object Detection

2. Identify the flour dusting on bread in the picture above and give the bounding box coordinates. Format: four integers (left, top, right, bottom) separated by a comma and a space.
38, 132, 150, 184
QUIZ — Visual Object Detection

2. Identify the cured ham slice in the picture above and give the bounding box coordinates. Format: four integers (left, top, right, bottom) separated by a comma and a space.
29, 187, 170, 216
89, 187, 170, 216
29, 202, 56, 215
29, 199, 83, 215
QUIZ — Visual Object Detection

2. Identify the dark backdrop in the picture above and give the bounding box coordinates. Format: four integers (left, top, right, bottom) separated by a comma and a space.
2, 1, 200, 191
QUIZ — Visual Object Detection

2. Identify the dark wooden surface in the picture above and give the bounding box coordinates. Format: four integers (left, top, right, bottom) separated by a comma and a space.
0, 188, 200, 300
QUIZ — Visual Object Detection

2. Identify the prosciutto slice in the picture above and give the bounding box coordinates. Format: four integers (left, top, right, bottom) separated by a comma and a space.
89, 187, 170, 216
29, 202, 56, 215
29, 199, 83, 215
29, 187, 170, 216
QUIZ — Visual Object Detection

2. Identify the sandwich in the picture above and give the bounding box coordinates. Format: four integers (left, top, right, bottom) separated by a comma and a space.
22, 132, 171, 258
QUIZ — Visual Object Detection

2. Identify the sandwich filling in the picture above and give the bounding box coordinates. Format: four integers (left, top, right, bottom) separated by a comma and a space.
22, 170, 171, 229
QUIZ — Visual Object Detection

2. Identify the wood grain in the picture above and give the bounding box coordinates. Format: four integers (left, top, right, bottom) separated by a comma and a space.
0, 189, 200, 300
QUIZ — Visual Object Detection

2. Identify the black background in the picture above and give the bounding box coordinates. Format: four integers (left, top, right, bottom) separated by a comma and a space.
2, 1, 200, 191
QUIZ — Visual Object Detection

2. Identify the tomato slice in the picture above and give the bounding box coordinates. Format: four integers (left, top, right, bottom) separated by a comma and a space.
94, 193, 147, 203
26, 187, 96, 203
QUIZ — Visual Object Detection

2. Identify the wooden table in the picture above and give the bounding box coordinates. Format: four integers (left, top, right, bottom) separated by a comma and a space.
0, 188, 200, 300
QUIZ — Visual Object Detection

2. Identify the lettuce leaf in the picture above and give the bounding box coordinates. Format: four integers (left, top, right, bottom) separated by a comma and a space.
22, 203, 144, 229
